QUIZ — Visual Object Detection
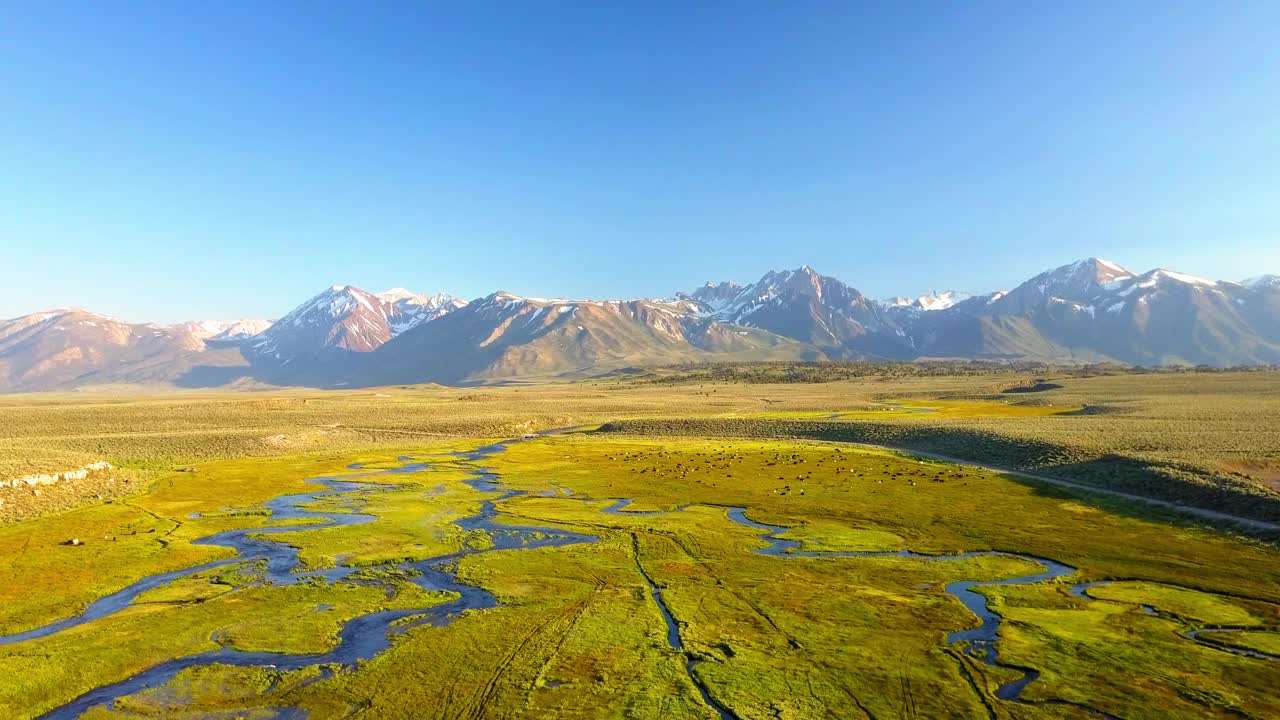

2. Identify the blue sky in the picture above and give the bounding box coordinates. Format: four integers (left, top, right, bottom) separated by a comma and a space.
3, 2, 1278, 322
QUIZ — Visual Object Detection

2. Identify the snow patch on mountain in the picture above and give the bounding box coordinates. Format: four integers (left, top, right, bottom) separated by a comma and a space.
177, 319, 273, 342
884, 290, 971, 312
1110, 269, 1221, 298
1149, 269, 1216, 287
377, 288, 468, 335
1240, 275, 1280, 290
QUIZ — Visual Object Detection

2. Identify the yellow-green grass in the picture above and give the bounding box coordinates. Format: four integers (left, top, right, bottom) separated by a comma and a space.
4, 404, 1280, 718
0, 442, 476, 635
775, 519, 907, 552
2, 370, 1272, 483
6, 371, 1280, 524
1087, 581, 1277, 626
136, 440, 488, 519
0, 501, 217, 635
471, 509, 1049, 719
740, 399, 1082, 420
272, 537, 718, 719
474, 435, 1280, 717
178, 534, 1047, 720
486, 435, 1280, 602
628, 514, 1044, 719
82, 664, 327, 720
263, 475, 486, 570
1198, 630, 1280, 656
0, 580, 453, 719
132, 572, 235, 604
986, 583, 1280, 719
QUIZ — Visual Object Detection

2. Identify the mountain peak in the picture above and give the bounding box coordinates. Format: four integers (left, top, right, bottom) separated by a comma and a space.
377, 288, 464, 309
376, 287, 417, 302
1019, 258, 1137, 297
679, 281, 742, 312
177, 318, 272, 342
1065, 257, 1135, 284
1242, 274, 1280, 290
886, 290, 971, 312
380, 289, 468, 335
246, 284, 395, 365
1088, 257, 1128, 271
700, 265, 894, 348
1141, 268, 1217, 287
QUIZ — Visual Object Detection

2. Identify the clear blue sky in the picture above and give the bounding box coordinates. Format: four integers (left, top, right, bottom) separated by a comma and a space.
3, 2, 1278, 322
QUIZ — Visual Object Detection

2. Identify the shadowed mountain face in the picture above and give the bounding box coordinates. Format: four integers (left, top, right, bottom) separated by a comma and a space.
369, 293, 816, 385
2, 258, 1278, 391
246, 285, 399, 363
241, 285, 469, 384
696, 266, 908, 356
903, 260, 1280, 366
376, 289, 468, 335
677, 281, 743, 313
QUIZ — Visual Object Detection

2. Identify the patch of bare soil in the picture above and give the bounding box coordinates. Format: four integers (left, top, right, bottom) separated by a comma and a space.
1219, 461, 1280, 492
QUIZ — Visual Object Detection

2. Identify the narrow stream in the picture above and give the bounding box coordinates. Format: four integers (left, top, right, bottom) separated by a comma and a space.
13, 440, 597, 720
3, 433, 1268, 719
1070, 581, 1280, 662
0, 476, 388, 647
720, 508, 1120, 717
630, 535, 736, 720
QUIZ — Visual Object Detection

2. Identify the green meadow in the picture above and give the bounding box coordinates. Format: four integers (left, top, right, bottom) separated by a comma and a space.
1, 369, 1278, 718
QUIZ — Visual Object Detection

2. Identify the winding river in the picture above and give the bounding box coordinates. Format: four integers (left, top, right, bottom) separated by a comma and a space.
2, 434, 1271, 719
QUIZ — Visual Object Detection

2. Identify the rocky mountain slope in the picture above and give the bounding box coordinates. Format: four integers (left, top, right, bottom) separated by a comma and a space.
904, 260, 1280, 366
177, 319, 273, 345
0, 310, 209, 391
241, 285, 467, 382
376, 289, 468, 335
885, 290, 972, 312
2, 259, 1276, 391
370, 292, 816, 385
691, 266, 908, 356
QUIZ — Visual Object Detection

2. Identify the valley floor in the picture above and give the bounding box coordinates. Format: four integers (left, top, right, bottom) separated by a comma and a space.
1, 372, 1278, 718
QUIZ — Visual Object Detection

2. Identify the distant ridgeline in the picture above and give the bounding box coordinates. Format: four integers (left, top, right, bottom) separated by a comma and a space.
1, 260, 1278, 391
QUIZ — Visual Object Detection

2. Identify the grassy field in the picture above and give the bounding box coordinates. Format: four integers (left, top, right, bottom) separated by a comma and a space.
3, 432, 1275, 718
1, 369, 1278, 718
3, 369, 1279, 523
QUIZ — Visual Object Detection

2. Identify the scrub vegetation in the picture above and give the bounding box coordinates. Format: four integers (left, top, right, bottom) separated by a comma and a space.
1, 368, 1278, 718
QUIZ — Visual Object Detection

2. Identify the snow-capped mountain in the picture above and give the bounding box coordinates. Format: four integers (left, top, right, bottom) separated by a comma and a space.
372, 290, 803, 384
1242, 275, 1280, 291
688, 266, 906, 354
908, 260, 1280, 366
375, 288, 468, 335
987, 258, 1136, 316
884, 290, 972, 312
1079, 268, 1280, 365
176, 319, 273, 344
3, 258, 1278, 391
246, 285, 400, 371
674, 281, 743, 313
244, 285, 469, 379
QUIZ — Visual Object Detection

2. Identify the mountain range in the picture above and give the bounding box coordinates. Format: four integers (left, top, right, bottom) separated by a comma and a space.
2, 258, 1277, 391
